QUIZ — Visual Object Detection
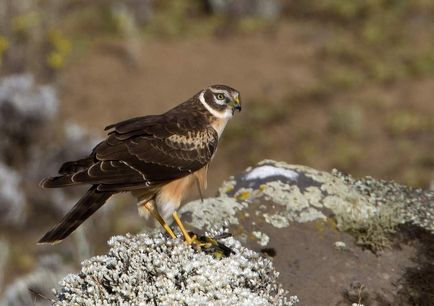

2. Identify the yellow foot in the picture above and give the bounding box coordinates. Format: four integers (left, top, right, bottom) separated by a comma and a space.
188, 232, 235, 259
170, 211, 234, 258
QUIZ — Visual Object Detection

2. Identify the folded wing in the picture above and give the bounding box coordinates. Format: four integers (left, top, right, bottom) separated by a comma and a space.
41, 114, 218, 192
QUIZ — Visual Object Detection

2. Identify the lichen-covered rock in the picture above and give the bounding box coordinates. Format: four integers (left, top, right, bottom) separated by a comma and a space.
180, 160, 434, 305
182, 160, 434, 252
54, 231, 298, 306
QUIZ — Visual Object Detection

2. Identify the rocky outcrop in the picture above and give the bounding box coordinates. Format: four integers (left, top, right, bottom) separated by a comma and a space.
49, 160, 434, 305
182, 160, 434, 251
180, 160, 434, 305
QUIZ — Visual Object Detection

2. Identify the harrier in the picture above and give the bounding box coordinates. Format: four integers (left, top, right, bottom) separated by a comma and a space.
39, 85, 241, 248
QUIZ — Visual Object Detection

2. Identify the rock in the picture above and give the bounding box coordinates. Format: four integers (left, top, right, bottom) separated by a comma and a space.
53, 231, 298, 305
9, 158, 433, 305
182, 160, 434, 250
180, 160, 434, 305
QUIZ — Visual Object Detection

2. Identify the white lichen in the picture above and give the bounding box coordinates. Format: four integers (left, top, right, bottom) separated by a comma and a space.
244, 165, 298, 181
252, 231, 270, 247
334, 241, 347, 251
54, 232, 298, 306
218, 177, 236, 195
263, 213, 289, 228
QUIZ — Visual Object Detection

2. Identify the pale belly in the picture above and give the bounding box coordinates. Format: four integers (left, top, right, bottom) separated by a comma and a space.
135, 166, 208, 221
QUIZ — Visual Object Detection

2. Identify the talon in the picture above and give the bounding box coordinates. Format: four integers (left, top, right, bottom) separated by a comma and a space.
170, 211, 234, 258
186, 232, 235, 258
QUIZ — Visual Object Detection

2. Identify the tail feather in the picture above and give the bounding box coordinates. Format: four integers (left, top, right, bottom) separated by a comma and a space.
38, 186, 113, 244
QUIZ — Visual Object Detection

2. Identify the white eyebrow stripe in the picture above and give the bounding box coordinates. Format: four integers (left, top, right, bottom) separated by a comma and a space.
209, 88, 229, 94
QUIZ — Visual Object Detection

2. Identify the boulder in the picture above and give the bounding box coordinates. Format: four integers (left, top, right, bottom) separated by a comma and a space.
46, 160, 434, 305
180, 160, 434, 305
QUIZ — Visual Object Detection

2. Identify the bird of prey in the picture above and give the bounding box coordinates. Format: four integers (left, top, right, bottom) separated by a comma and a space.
38, 84, 241, 248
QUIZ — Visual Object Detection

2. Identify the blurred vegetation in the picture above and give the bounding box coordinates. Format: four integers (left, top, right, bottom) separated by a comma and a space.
224, 0, 434, 187
1, 0, 434, 298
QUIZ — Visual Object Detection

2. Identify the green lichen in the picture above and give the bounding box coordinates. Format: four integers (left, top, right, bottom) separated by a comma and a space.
335, 203, 400, 252
263, 214, 289, 228
181, 160, 434, 253
218, 178, 236, 194
180, 195, 247, 229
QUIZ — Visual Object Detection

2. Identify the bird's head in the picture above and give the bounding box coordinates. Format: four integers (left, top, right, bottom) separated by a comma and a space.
199, 85, 241, 119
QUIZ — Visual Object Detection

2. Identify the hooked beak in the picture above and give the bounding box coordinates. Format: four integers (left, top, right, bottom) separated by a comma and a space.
231, 95, 241, 113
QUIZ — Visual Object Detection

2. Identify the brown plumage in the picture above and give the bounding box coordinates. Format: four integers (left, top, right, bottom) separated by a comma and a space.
39, 85, 241, 244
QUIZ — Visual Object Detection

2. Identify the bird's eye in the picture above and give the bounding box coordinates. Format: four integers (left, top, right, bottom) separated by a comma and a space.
216, 94, 225, 100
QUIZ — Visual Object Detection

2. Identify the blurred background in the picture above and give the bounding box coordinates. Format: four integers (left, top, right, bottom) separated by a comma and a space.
0, 0, 434, 304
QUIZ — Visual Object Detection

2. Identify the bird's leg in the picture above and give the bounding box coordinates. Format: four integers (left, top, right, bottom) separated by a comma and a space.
195, 177, 204, 203
171, 211, 234, 258
142, 202, 177, 239
172, 211, 193, 244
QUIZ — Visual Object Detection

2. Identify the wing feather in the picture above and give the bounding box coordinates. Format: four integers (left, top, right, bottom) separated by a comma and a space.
42, 112, 218, 190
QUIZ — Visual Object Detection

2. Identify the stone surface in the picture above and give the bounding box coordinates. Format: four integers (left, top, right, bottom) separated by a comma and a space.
31, 159, 434, 305
180, 160, 434, 305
